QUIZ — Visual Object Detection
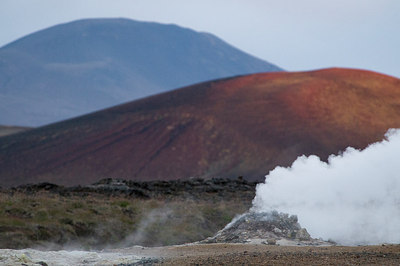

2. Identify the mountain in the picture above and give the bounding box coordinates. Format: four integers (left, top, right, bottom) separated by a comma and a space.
0, 125, 31, 137
0, 18, 282, 126
1, 68, 399, 187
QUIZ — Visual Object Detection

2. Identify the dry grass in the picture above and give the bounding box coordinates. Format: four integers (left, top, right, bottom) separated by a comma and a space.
0, 191, 253, 249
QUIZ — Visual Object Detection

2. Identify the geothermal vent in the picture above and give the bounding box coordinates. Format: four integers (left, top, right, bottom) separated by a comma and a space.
203, 211, 333, 246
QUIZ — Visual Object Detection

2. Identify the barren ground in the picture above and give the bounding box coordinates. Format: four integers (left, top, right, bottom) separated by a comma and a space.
1, 243, 399, 265
145, 243, 400, 265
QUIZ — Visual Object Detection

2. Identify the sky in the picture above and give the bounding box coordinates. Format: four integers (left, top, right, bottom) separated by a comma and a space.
1, 0, 399, 78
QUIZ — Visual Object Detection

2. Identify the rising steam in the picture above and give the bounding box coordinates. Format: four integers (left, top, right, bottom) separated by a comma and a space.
252, 129, 400, 245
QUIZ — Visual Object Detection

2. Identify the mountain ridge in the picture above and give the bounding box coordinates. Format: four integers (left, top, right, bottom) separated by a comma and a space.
1, 68, 399, 187
0, 18, 282, 126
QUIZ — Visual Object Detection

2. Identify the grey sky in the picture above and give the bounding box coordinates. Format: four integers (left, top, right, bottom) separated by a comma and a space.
1, 0, 399, 77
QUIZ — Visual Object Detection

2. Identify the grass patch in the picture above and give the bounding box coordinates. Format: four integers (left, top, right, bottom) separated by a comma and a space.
34, 210, 48, 222
0, 190, 253, 249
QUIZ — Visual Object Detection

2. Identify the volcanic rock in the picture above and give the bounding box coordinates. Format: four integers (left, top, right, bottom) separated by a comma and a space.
9, 177, 257, 200
202, 211, 333, 246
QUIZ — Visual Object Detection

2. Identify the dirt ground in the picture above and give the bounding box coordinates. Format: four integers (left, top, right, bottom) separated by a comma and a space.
126, 243, 400, 265
1, 241, 399, 265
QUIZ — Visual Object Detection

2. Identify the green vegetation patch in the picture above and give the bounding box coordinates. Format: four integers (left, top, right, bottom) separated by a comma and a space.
0, 190, 253, 249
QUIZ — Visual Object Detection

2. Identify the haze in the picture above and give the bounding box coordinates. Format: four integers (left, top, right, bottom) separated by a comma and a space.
1, 0, 399, 78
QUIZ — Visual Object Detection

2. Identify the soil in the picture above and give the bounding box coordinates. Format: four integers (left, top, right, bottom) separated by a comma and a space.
1, 243, 399, 265
145, 243, 400, 265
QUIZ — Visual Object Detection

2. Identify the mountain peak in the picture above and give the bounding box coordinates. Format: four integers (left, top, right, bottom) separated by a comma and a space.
0, 18, 282, 126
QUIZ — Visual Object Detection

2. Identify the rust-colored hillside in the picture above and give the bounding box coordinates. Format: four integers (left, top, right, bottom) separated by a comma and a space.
1, 68, 400, 187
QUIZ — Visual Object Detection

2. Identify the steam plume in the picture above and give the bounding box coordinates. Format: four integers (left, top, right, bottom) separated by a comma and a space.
252, 129, 400, 245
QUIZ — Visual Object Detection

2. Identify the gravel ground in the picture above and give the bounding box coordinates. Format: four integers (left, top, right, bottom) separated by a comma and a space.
1, 243, 399, 265
151, 243, 400, 265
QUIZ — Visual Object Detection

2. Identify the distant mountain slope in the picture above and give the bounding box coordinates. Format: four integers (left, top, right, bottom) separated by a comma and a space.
0, 125, 31, 137
0, 18, 282, 126
1, 68, 399, 187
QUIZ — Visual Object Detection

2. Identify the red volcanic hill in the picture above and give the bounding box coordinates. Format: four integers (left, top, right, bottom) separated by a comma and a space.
1, 68, 400, 187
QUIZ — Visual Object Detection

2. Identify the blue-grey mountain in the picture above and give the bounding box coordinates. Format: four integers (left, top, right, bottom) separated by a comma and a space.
0, 18, 282, 126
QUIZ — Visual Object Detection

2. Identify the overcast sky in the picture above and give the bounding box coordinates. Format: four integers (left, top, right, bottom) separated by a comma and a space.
1, 0, 399, 77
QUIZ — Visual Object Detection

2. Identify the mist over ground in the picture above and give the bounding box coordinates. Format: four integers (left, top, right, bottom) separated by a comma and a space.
252, 129, 400, 245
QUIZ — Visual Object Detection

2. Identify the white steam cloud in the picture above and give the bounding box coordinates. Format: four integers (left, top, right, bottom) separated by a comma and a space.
252, 129, 400, 245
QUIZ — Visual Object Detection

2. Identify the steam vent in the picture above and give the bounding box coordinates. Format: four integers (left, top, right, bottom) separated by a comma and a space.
203, 211, 333, 246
